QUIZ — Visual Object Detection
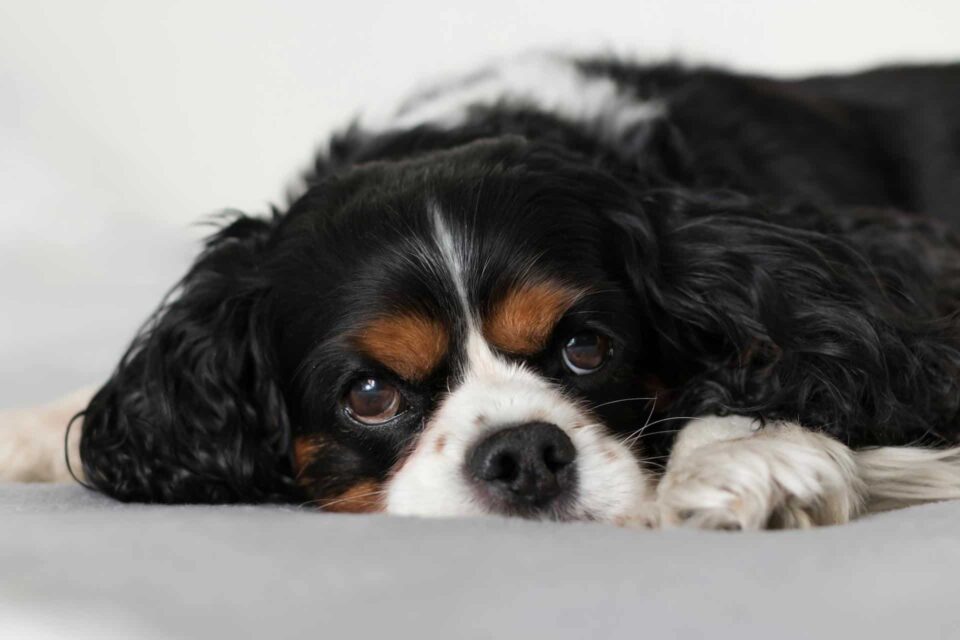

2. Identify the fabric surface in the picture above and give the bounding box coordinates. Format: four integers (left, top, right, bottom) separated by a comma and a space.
2, 484, 959, 639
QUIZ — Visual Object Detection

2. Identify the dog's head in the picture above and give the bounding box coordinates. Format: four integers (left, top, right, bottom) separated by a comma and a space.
80, 136, 674, 521
279, 138, 666, 520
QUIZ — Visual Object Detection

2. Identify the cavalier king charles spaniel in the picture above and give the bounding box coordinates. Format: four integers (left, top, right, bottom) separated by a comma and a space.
7, 55, 960, 530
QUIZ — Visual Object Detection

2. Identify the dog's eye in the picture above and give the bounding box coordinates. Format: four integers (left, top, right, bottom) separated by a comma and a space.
344, 378, 404, 424
561, 332, 612, 375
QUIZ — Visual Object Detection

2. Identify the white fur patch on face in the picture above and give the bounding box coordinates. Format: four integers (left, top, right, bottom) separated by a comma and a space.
385, 331, 652, 521
362, 53, 666, 143
428, 201, 471, 313
384, 204, 653, 522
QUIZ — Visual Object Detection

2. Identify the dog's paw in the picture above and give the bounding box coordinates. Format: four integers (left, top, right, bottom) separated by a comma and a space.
655, 423, 865, 530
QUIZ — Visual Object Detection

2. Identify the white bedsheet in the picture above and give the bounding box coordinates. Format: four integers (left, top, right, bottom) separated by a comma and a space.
2, 484, 959, 639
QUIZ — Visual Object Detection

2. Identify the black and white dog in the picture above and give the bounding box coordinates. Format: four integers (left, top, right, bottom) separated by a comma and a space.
6, 54, 960, 529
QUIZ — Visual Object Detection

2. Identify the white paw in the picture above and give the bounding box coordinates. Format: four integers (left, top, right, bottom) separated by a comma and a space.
655, 422, 865, 530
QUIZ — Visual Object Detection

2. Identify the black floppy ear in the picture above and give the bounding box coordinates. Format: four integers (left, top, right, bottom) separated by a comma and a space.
609, 190, 960, 446
80, 213, 296, 503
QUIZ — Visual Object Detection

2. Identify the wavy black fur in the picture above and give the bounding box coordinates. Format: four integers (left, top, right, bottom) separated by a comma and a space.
81, 214, 297, 502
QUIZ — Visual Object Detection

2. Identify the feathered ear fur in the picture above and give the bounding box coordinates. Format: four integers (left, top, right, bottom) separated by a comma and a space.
80, 213, 296, 503
611, 190, 960, 448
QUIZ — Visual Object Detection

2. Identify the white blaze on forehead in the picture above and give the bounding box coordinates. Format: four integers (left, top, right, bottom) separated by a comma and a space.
362, 53, 666, 141
430, 201, 472, 318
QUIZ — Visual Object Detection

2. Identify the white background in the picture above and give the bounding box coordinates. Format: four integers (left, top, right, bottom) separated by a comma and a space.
2, 0, 959, 405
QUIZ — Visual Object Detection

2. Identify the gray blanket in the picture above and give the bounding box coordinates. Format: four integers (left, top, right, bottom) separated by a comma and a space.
2, 484, 958, 639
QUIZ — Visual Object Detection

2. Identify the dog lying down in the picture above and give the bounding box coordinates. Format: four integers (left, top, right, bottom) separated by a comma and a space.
5, 54, 960, 530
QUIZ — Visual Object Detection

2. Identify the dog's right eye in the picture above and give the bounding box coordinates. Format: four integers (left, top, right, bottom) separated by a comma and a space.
561, 332, 612, 375
343, 378, 404, 425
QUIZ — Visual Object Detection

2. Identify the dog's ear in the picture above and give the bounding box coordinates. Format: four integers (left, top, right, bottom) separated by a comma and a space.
608, 191, 960, 445
80, 213, 296, 503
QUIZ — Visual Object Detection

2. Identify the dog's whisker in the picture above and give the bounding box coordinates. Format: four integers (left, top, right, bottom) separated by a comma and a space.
629, 428, 683, 441
639, 460, 667, 472
300, 488, 388, 511
621, 413, 702, 448
590, 396, 657, 410
638, 453, 672, 461
313, 491, 387, 511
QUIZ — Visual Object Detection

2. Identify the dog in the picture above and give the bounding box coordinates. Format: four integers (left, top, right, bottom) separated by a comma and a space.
6, 54, 960, 529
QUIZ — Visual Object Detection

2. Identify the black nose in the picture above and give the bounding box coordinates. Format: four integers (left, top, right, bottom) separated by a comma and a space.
466, 422, 577, 515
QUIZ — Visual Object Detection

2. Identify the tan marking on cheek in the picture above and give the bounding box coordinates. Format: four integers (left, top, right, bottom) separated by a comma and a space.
323, 480, 385, 513
434, 435, 447, 454
352, 313, 448, 381
293, 435, 326, 482
484, 280, 585, 355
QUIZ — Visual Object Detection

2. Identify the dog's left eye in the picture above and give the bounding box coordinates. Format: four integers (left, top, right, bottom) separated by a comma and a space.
343, 378, 404, 424
561, 332, 612, 375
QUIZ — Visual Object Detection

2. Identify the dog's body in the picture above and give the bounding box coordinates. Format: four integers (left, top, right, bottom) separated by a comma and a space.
7, 55, 960, 529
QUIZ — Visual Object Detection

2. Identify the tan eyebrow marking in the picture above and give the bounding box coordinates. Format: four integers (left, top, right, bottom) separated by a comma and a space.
352, 312, 449, 382
483, 280, 585, 355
